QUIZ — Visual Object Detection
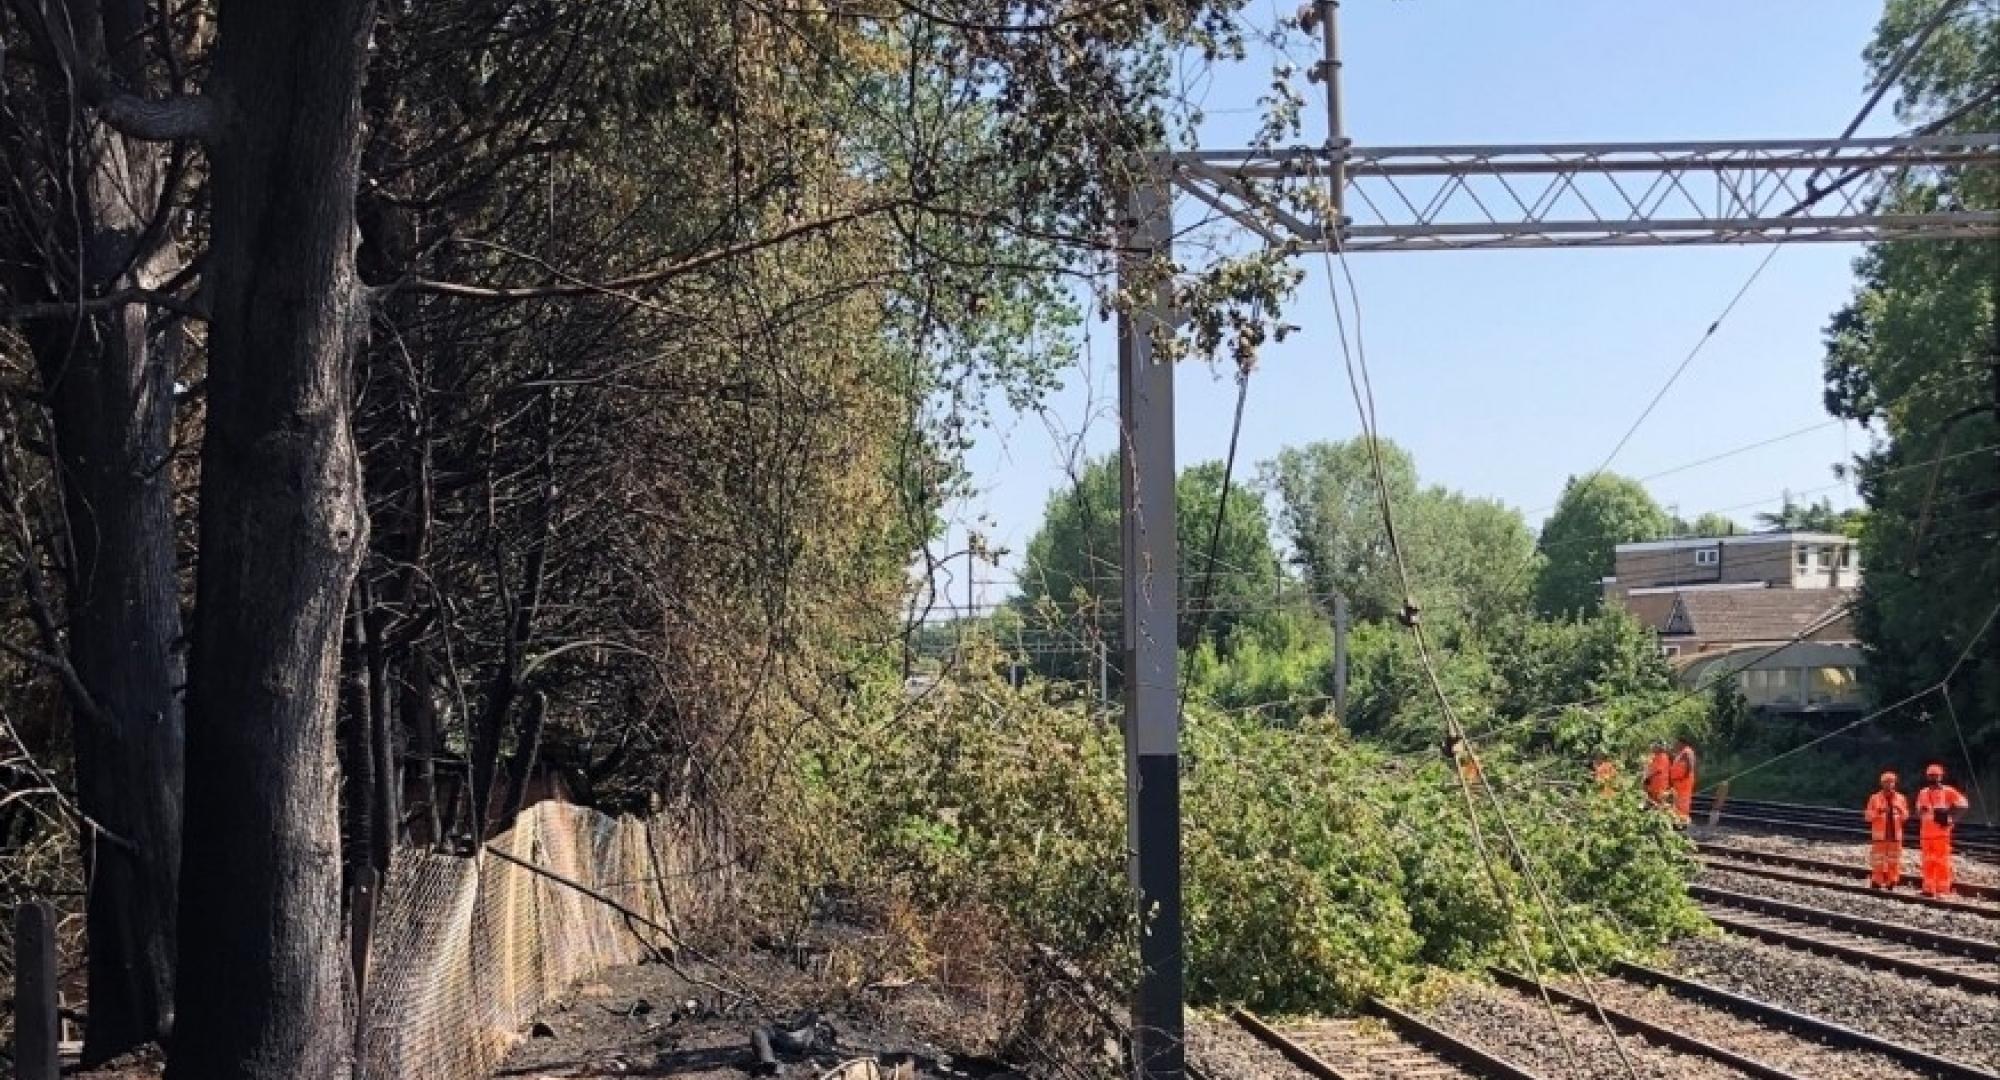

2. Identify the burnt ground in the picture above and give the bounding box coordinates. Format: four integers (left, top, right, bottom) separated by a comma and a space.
69, 942, 1055, 1080
493, 946, 1040, 1080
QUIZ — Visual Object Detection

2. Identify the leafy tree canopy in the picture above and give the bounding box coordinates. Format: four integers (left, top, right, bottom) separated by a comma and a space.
1821, 0, 1999, 752
1016, 455, 1281, 682
1533, 474, 1670, 616
1264, 438, 1537, 632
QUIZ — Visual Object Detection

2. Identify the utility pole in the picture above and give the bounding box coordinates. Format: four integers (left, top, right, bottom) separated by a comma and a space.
1332, 591, 1350, 719
1118, 172, 1183, 1080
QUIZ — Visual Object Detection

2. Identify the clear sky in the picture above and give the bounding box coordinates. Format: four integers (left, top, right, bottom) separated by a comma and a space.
930, 0, 1897, 612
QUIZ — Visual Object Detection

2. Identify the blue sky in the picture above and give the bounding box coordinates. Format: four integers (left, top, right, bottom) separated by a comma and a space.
931, 0, 1895, 610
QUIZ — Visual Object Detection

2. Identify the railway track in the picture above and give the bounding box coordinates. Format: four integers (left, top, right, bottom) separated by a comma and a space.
1698, 840, 2000, 903
1698, 847, 2000, 917
1232, 1006, 1544, 1079
1695, 796, 2000, 842
1693, 884, 2000, 993
1612, 962, 1999, 1080
1693, 797, 2000, 860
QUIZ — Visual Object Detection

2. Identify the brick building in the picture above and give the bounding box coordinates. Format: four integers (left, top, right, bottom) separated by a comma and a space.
1605, 531, 1866, 714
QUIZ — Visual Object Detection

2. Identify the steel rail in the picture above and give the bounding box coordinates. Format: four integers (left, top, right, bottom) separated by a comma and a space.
1698, 852, 2000, 918
1697, 797, 2000, 843
1615, 962, 1999, 1080
1702, 811, 2000, 858
1700, 908, 2000, 995
1488, 968, 1802, 1080
1691, 884, 2000, 962
1361, 998, 1548, 1080
1697, 841, 2000, 902
1231, 1010, 1362, 1080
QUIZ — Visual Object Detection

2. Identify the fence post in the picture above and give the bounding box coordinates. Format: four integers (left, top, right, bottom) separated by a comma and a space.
14, 900, 59, 1080
1705, 781, 1730, 828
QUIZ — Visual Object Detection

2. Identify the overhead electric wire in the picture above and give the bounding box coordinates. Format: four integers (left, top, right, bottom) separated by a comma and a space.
1308, 158, 1638, 1080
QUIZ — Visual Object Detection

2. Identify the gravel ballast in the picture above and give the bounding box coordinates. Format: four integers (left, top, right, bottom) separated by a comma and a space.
1424, 982, 1754, 1079
1698, 866, 2000, 942
1187, 1012, 1308, 1079
1564, 975, 1936, 1080
1672, 935, 2000, 1070
1701, 851, 2000, 916
1700, 828, 2000, 889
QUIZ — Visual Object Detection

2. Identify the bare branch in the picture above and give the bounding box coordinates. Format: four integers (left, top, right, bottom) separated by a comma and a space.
387, 198, 918, 304
90, 88, 222, 143
0, 285, 207, 323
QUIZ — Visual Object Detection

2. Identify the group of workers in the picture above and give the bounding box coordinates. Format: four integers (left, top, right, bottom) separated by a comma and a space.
1865, 765, 1971, 897
1626, 743, 1973, 897
1641, 739, 1699, 821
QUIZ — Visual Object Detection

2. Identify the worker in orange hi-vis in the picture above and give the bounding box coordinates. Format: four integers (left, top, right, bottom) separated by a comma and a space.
1669, 739, 1698, 823
1915, 763, 1971, 897
1863, 771, 1909, 890
1643, 742, 1672, 808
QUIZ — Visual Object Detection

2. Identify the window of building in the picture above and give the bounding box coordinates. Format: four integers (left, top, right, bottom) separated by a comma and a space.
1660, 644, 1680, 658
1821, 545, 1837, 567
1695, 548, 1718, 566
1796, 546, 1812, 569
1840, 546, 1855, 569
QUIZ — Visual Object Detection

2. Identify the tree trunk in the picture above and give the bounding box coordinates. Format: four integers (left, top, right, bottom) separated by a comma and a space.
169, 0, 379, 1076
12, 0, 185, 1060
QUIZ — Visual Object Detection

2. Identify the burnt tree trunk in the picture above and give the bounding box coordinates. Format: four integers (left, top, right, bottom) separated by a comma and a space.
8, 0, 185, 1060
169, 0, 379, 1076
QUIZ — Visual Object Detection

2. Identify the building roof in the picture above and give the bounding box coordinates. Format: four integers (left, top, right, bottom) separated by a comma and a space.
1652, 587, 1858, 645
1615, 530, 1852, 554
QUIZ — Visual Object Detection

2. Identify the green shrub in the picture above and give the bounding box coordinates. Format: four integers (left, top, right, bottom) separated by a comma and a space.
772, 662, 1703, 1014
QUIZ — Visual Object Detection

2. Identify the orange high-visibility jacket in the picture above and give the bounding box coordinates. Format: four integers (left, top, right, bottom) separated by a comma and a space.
1865, 791, 1909, 842
1917, 784, 1969, 840
1643, 751, 1671, 799
1669, 745, 1696, 787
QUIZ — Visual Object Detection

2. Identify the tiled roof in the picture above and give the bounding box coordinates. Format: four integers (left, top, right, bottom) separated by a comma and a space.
1627, 587, 1857, 645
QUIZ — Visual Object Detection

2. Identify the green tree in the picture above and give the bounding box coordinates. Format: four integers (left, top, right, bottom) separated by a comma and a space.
1822, 1, 1999, 755
1673, 511, 1742, 537
1265, 438, 1536, 629
1753, 494, 1853, 532
1533, 474, 1671, 616
1017, 456, 1280, 682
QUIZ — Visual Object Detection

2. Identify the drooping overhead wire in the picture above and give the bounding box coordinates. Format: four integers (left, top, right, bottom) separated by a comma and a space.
1306, 154, 1642, 1080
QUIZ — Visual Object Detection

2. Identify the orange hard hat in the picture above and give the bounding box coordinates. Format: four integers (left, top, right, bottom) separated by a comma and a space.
1880, 771, 1897, 784
1926, 764, 1945, 779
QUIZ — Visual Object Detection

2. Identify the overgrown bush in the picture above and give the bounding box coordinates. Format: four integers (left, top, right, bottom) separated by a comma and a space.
768, 656, 1703, 1015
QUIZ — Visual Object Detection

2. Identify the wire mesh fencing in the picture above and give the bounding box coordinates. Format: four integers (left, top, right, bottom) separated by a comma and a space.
354, 800, 734, 1080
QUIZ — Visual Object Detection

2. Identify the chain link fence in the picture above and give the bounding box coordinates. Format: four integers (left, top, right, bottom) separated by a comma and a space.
353, 800, 734, 1080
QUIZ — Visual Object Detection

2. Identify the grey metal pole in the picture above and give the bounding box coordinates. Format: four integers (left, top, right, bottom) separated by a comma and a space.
1118, 169, 1183, 1080
1315, 0, 1345, 217
1332, 591, 1349, 719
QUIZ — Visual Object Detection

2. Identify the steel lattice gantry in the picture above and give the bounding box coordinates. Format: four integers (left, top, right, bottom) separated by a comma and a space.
1166, 133, 2000, 250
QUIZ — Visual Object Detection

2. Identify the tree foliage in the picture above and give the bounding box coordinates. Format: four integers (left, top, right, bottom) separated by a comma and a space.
1533, 474, 1671, 616
1821, 0, 1999, 751
1266, 438, 1537, 630
777, 661, 1702, 1015
1015, 455, 1280, 682
1344, 609, 1710, 760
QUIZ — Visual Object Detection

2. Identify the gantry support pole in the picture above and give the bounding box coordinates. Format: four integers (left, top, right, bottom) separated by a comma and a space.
1118, 169, 1184, 1080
